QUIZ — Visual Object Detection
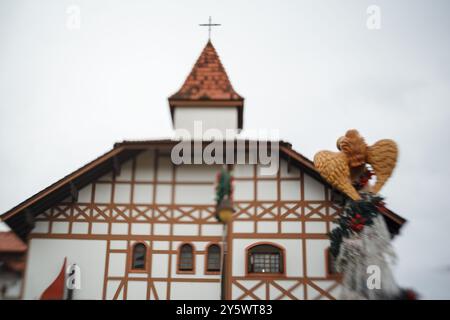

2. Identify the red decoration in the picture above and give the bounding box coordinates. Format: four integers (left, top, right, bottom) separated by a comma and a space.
359, 169, 374, 187
405, 289, 418, 300
40, 257, 67, 300
350, 213, 367, 233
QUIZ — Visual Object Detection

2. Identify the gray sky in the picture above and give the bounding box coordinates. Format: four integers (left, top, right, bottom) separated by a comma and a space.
1, 0, 449, 299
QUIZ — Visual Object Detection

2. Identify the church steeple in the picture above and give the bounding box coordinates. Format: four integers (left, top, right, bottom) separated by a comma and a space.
168, 41, 244, 134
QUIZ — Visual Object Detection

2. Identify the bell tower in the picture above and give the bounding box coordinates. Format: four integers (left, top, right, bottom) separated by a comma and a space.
168, 40, 244, 137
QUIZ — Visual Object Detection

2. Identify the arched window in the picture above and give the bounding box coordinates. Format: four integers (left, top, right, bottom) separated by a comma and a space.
131, 243, 147, 270
178, 244, 194, 271
247, 244, 283, 274
206, 244, 221, 272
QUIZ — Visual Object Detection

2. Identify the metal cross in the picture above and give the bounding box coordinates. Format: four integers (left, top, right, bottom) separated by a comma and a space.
199, 16, 221, 40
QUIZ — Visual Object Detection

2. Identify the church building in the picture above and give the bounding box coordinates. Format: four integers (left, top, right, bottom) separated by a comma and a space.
0, 40, 405, 300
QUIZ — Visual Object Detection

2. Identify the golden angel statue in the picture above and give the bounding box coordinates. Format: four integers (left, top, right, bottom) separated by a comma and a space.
314, 130, 417, 300
314, 129, 398, 200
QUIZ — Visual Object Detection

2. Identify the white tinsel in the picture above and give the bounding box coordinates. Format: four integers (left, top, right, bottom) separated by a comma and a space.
336, 215, 401, 300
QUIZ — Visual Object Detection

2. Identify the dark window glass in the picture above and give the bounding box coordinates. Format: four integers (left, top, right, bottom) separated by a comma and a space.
132, 243, 147, 269
207, 245, 221, 272
179, 244, 193, 271
248, 244, 283, 274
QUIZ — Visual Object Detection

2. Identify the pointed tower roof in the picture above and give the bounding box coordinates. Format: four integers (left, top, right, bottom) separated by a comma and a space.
168, 40, 244, 129
169, 40, 243, 101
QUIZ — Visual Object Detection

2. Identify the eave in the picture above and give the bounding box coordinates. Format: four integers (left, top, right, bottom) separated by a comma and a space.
1, 139, 406, 240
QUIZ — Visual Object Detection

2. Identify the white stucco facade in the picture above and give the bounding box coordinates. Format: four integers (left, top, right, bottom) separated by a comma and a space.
173, 107, 239, 137
20, 149, 341, 300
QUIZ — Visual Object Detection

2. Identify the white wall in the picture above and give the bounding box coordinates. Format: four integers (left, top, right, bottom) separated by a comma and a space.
23, 239, 107, 300
171, 282, 221, 300
174, 107, 238, 137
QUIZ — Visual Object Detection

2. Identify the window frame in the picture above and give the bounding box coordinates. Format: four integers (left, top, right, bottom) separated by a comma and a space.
129, 242, 148, 273
205, 243, 222, 274
245, 242, 286, 277
177, 243, 196, 274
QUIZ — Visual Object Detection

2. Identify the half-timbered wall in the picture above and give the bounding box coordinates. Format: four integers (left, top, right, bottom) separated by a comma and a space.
23, 148, 341, 300
229, 161, 342, 300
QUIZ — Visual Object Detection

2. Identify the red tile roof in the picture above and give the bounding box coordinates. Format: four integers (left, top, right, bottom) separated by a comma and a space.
169, 40, 243, 101
0, 231, 27, 253
5, 259, 26, 273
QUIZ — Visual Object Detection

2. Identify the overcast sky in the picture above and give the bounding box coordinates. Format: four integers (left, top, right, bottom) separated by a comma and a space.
1, 0, 449, 299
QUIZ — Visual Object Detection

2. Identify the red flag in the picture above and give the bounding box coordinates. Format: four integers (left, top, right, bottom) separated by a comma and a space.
40, 257, 67, 300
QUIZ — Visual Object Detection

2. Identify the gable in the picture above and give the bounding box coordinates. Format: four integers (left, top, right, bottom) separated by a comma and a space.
1, 140, 406, 240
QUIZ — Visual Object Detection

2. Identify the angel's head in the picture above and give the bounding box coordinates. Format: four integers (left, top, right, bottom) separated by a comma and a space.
336, 129, 367, 168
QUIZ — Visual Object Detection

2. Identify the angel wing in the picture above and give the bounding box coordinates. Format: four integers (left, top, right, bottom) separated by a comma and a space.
367, 139, 398, 193
314, 150, 361, 200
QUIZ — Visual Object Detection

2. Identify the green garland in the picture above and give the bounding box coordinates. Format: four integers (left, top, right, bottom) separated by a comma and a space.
329, 193, 386, 258
215, 168, 232, 205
